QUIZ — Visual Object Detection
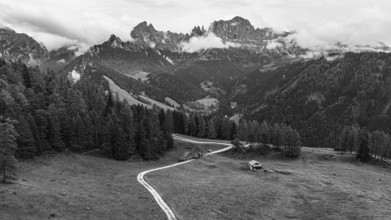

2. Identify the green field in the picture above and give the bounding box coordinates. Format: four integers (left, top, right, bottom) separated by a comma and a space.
1, 137, 391, 220
147, 141, 391, 220
0, 153, 168, 220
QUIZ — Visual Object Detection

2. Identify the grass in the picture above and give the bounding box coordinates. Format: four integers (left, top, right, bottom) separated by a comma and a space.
0, 137, 229, 220
2, 136, 391, 220
0, 153, 170, 220
147, 140, 391, 220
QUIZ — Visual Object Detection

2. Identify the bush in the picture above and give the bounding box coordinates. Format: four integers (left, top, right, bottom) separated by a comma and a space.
284, 145, 301, 158
255, 144, 271, 155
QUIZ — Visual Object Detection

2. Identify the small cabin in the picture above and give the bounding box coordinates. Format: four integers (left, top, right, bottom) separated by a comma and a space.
248, 160, 263, 171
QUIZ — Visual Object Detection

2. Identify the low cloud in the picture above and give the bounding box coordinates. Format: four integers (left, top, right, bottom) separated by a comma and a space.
181, 33, 239, 53
0, 0, 391, 53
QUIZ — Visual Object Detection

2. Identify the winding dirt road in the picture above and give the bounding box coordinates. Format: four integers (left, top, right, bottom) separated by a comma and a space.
137, 135, 232, 220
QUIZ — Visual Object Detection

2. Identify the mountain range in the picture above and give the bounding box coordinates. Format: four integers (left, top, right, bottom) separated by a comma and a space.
1, 16, 391, 145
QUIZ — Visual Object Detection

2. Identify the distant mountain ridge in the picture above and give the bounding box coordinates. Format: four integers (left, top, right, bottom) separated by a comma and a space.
2, 16, 391, 117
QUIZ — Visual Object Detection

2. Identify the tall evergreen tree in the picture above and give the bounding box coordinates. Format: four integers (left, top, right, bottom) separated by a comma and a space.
357, 129, 370, 162
15, 115, 36, 158
196, 114, 206, 138
221, 117, 232, 140
206, 119, 217, 139
237, 120, 249, 141
163, 110, 174, 150
189, 114, 197, 136
0, 117, 18, 182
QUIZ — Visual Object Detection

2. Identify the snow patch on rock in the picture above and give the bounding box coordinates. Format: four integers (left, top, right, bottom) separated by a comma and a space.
165, 56, 174, 65
70, 70, 81, 82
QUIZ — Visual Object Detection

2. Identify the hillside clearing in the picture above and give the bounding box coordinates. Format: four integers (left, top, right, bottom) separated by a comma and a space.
103, 76, 151, 108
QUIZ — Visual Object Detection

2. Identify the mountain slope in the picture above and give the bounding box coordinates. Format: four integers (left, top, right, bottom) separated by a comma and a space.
233, 52, 391, 147
61, 16, 303, 112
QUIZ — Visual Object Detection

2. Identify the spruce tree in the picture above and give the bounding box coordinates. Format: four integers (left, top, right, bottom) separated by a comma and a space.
183, 114, 189, 135
196, 114, 206, 138
163, 110, 174, 150
189, 114, 197, 136
48, 111, 65, 152
25, 113, 41, 154
0, 117, 19, 183
15, 115, 36, 159
237, 120, 249, 141
260, 121, 270, 144
206, 119, 217, 139
357, 129, 370, 162
34, 109, 51, 153
221, 117, 232, 140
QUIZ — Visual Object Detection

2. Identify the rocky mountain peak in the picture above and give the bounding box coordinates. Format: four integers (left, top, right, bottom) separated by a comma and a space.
209, 16, 255, 41
0, 28, 49, 66
191, 26, 206, 37
208, 16, 278, 44
131, 21, 158, 40
130, 21, 189, 52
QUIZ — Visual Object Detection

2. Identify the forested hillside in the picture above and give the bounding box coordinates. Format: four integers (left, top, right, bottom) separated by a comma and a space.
0, 58, 175, 161
233, 52, 391, 158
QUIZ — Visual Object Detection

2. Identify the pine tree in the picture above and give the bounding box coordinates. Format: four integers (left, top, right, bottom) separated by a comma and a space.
71, 114, 86, 151
206, 119, 217, 139
34, 109, 51, 153
0, 117, 19, 183
260, 121, 270, 144
163, 110, 174, 150
221, 117, 232, 140
104, 90, 114, 116
47, 109, 65, 152
15, 115, 36, 159
25, 113, 41, 155
337, 126, 350, 151
230, 121, 237, 139
20, 64, 31, 88
357, 129, 370, 162
237, 120, 249, 141
183, 114, 189, 135
271, 123, 283, 146
119, 104, 136, 155
189, 114, 197, 136
196, 114, 206, 138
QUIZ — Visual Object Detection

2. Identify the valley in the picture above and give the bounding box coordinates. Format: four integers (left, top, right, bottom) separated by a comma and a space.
1, 3, 391, 219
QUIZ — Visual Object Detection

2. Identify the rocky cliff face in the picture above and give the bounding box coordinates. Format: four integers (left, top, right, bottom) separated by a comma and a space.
209, 16, 278, 43
40, 45, 78, 71
130, 22, 190, 52
0, 28, 49, 66
128, 16, 302, 59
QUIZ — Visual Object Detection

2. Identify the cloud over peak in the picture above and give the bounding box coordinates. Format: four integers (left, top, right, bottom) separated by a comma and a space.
181, 33, 239, 53
0, 0, 390, 52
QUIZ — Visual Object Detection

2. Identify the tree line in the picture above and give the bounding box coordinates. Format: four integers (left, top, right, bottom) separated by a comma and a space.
237, 120, 301, 157
336, 125, 391, 162
172, 111, 237, 140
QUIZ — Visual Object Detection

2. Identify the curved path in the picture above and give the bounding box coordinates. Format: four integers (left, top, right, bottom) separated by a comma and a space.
137, 135, 232, 220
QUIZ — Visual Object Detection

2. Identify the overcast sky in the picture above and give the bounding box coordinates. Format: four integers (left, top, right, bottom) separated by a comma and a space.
0, 0, 390, 51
